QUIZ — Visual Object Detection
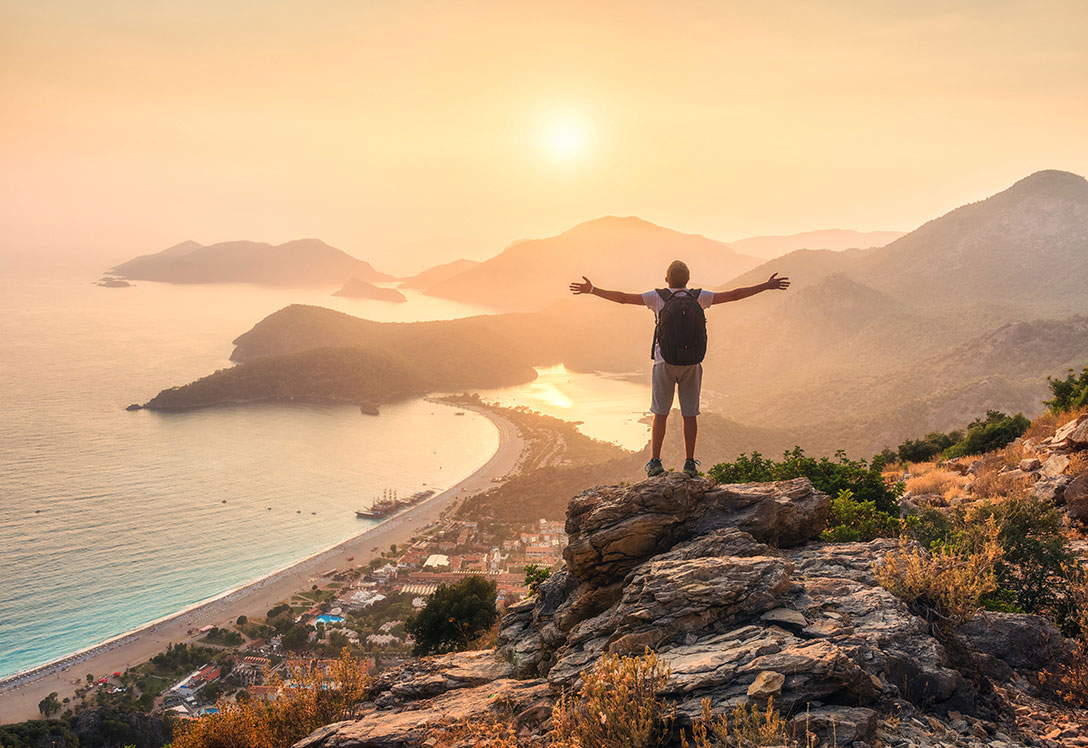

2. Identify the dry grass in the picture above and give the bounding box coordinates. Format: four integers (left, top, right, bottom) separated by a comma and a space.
905, 469, 969, 500
1001, 441, 1029, 469
970, 469, 1033, 501
171, 648, 370, 748
1066, 453, 1088, 478
874, 517, 1003, 625
1025, 406, 1088, 441
550, 649, 673, 748
424, 718, 521, 747
680, 697, 797, 748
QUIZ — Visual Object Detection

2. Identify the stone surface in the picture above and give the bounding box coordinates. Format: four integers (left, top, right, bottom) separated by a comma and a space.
1053, 416, 1088, 449
1042, 454, 1071, 478
747, 670, 785, 699
957, 612, 1073, 678
1020, 457, 1043, 472
292, 678, 551, 747
791, 705, 878, 745
1064, 473, 1088, 523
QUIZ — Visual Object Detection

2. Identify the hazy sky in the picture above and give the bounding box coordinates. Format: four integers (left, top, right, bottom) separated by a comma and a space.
3, 1, 1087, 274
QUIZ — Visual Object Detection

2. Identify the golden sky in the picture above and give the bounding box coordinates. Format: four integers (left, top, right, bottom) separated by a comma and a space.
2, 1, 1087, 273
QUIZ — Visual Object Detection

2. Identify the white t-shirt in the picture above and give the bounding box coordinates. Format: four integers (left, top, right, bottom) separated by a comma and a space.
642, 287, 715, 365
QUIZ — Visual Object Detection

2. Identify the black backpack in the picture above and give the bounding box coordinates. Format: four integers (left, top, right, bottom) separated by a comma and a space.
652, 288, 707, 365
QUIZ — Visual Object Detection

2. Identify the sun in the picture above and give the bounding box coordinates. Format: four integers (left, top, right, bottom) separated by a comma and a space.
539, 114, 590, 163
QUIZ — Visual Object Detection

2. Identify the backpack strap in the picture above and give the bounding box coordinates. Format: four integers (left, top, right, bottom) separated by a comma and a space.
651, 289, 672, 359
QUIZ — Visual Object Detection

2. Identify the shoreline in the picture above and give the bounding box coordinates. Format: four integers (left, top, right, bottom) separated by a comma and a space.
0, 403, 523, 724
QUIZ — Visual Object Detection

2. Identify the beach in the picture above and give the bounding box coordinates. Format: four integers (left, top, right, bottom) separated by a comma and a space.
0, 405, 523, 724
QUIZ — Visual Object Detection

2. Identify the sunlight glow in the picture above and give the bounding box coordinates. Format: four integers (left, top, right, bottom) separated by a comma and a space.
539, 115, 590, 163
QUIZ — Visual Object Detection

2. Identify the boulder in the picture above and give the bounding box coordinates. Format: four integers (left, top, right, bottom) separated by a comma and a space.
1053, 416, 1088, 449
1042, 454, 1071, 478
1032, 476, 1069, 503
562, 474, 829, 587
292, 678, 551, 747
1064, 473, 1088, 523
1018, 457, 1042, 472
957, 611, 1073, 678
747, 670, 785, 699
791, 706, 878, 746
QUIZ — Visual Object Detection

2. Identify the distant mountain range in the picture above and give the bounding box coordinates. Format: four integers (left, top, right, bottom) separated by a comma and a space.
397, 259, 479, 289
142, 170, 1088, 460
726, 229, 905, 259
107, 239, 391, 286
422, 216, 764, 311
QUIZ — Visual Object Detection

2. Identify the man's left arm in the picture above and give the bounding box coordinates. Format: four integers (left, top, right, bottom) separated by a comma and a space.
712, 273, 790, 304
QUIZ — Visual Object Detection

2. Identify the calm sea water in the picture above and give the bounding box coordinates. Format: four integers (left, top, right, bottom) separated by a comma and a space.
0, 260, 507, 680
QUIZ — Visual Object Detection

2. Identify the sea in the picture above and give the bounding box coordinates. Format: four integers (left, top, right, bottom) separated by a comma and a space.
0, 257, 650, 681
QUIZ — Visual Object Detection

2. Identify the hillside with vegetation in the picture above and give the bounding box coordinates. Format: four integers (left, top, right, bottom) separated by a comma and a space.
142, 171, 1088, 460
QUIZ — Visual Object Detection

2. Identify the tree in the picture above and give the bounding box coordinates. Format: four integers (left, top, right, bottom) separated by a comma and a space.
38, 691, 60, 717
282, 624, 312, 651
407, 576, 498, 656
236, 615, 248, 625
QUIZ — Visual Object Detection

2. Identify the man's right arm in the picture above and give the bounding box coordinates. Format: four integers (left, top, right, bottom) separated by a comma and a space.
569, 276, 644, 304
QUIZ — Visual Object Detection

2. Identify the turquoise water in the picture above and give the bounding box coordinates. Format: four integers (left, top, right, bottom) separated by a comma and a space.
0, 261, 499, 680
315, 615, 344, 624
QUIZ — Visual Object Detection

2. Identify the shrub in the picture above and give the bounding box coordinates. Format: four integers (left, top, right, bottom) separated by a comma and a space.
943, 411, 1030, 459
171, 648, 369, 748
550, 649, 673, 748
524, 564, 552, 595
875, 516, 1002, 625
970, 469, 1033, 501
963, 495, 1074, 623
1042, 563, 1088, 707
898, 431, 962, 463
1045, 367, 1088, 415
821, 489, 900, 542
680, 697, 796, 747
406, 575, 498, 656
708, 447, 902, 516
423, 718, 520, 747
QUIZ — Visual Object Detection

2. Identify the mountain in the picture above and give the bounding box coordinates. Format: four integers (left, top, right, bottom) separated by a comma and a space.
856, 170, 1088, 315
332, 278, 407, 303
728, 229, 905, 259
397, 258, 479, 290
107, 239, 392, 286
423, 216, 763, 311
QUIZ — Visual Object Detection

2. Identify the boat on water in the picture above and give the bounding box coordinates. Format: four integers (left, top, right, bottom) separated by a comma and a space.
354, 487, 436, 519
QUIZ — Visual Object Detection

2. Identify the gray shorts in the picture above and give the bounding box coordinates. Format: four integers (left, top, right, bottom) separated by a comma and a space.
650, 363, 702, 417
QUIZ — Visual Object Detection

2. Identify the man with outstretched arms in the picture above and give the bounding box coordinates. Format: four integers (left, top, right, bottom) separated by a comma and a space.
569, 260, 790, 477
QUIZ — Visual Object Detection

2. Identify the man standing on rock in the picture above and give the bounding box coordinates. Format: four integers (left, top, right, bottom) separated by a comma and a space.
569, 260, 790, 477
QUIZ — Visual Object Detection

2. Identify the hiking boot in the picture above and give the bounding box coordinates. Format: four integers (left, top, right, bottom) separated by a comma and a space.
645, 458, 664, 477
683, 458, 701, 477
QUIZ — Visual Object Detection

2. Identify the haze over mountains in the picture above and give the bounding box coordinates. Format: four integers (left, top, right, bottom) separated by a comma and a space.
421, 216, 764, 311
107, 238, 391, 286
726, 229, 906, 259
142, 170, 1088, 461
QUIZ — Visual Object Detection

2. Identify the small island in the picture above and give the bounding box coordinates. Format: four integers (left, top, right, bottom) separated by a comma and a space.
97, 278, 132, 288
332, 278, 407, 303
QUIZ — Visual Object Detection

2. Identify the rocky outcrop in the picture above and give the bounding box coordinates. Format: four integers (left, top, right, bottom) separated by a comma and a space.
298, 474, 1083, 747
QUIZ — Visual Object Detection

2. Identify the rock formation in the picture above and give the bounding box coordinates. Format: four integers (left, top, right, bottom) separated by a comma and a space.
296, 473, 1083, 747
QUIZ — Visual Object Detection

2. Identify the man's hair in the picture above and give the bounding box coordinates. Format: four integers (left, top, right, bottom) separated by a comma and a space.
666, 260, 690, 288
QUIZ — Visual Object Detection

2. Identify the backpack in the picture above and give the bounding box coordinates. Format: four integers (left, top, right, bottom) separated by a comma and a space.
652, 288, 707, 365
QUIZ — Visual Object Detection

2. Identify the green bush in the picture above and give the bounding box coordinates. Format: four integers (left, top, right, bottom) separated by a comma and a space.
523, 564, 551, 595
1046, 367, 1088, 415
708, 447, 902, 515
406, 576, 498, 656
942, 410, 1029, 459
821, 489, 900, 542
903, 494, 1075, 630
897, 431, 962, 463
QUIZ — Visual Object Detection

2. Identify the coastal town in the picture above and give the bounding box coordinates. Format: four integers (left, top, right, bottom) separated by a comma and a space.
33, 513, 567, 723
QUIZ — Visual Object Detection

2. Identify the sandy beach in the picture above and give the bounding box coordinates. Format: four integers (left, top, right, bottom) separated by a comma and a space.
0, 405, 523, 724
